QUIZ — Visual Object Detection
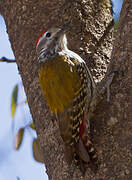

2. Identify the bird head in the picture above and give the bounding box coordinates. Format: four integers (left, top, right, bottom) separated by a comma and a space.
36, 21, 70, 62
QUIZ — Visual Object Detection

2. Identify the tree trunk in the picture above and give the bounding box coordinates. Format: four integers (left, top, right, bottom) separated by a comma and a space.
0, 0, 131, 179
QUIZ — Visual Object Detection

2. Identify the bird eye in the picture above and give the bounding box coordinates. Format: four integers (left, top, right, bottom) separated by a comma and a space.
45, 32, 51, 38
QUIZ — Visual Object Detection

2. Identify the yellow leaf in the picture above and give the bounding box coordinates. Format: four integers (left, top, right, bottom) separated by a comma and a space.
11, 84, 18, 118
33, 138, 43, 163
25, 99, 28, 104
14, 128, 24, 150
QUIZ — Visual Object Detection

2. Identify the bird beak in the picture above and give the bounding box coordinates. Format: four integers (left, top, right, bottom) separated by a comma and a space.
55, 21, 70, 39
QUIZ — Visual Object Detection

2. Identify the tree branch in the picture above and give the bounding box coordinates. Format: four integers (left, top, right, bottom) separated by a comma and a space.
0, 56, 16, 63
2, 0, 132, 180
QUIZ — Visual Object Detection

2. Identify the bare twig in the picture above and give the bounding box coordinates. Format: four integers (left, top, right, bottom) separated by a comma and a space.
0, 56, 16, 63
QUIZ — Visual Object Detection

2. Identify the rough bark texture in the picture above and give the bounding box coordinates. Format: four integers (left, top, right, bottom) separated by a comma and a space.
0, 0, 131, 179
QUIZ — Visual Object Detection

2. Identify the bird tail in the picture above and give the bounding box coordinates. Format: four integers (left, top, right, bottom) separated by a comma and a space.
81, 132, 98, 163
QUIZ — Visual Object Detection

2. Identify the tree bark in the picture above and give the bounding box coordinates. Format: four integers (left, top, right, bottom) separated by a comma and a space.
0, 0, 131, 179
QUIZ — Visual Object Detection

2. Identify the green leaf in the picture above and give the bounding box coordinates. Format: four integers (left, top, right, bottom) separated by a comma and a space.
14, 128, 25, 150
32, 138, 43, 163
30, 122, 35, 129
11, 84, 18, 118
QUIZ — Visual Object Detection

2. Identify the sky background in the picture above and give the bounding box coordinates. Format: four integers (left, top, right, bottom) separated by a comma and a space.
0, 1, 123, 180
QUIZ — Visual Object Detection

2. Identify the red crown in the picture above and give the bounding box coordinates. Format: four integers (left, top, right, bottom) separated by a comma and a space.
36, 30, 47, 48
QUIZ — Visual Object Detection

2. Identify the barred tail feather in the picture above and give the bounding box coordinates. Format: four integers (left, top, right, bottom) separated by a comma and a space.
81, 133, 98, 163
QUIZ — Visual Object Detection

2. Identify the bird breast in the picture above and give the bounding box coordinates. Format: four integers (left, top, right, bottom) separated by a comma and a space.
38, 55, 82, 114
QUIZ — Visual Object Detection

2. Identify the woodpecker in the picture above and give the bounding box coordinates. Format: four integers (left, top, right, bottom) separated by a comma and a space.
36, 22, 99, 173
